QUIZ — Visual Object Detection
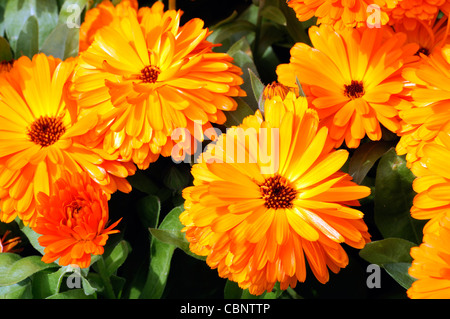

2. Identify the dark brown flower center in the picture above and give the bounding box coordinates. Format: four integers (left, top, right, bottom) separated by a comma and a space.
64, 198, 87, 228
344, 80, 365, 100
260, 175, 297, 209
416, 47, 430, 56
139, 65, 160, 83
28, 116, 66, 147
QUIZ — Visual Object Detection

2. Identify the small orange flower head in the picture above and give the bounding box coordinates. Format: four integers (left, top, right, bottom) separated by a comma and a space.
262, 81, 294, 100
34, 171, 121, 268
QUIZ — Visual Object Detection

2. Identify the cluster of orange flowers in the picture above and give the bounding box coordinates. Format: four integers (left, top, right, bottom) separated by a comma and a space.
283, 0, 450, 298
1, 0, 450, 298
183, 0, 450, 297
0, 0, 244, 270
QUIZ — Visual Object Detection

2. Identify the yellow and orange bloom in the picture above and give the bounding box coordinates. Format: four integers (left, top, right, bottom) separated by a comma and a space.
408, 212, 450, 299
180, 92, 371, 295
73, 2, 246, 170
79, 0, 139, 52
276, 24, 419, 150
262, 81, 295, 100
0, 53, 135, 227
393, 17, 450, 58
396, 45, 450, 167
0, 230, 22, 253
388, 0, 450, 30
34, 171, 121, 268
286, 0, 398, 29
408, 133, 450, 234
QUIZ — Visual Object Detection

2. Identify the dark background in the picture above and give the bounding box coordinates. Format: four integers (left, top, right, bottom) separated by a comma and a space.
139, 0, 253, 26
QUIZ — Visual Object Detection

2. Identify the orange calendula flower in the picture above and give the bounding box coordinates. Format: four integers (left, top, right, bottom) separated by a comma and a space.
286, 0, 398, 29
0, 230, 22, 253
393, 17, 450, 58
262, 81, 295, 100
180, 92, 371, 295
276, 24, 419, 150
389, 0, 450, 30
73, 2, 246, 170
397, 45, 450, 166
408, 213, 450, 299
0, 53, 135, 227
34, 171, 120, 268
408, 134, 450, 234
79, 0, 139, 52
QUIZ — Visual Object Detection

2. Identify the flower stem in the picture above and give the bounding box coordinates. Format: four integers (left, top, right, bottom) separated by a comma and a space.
96, 256, 116, 299
169, 0, 176, 10
286, 287, 303, 299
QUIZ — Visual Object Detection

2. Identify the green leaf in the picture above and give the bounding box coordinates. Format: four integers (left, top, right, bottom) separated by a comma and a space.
127, 171, 160, 195
224, 280, 282, 299
384, 263, 416, 289
39, 0, 88, 59
80, 274, 98, 296
163, 165, 191, 191
0, 279, 33, 299
15, 15, 39, 59
34, 0, 59, 48
0, 36, 13, 61
103, 240, 132, 278
226, 39, 261, 109
224, 97, 256, 127
348, 141, 393, 184
141, 205, 202, 299
46, 288, 96, 299
18, 220, 46, 256
257, 43, 280, 82
57, 0, 89, 25
359, 238, 416, 265
359, 238, 418, 289
0, 254, 58, 286
136, 194, 161, 230
208, 20, 256, 46
31, 267, 67, 298
148, 205, 204, 261
260, 5, 286, 25
295, 77, 306, 98
248, 67, 265, 109
140, 237, 175, 299
39, 22, 79, 59
149, 228, 190, 255
278, 0, 311, 45
374, 149, 426, 243
210, 10, 239, 30
4, 0, 59, 54
224, 280, 244, 299
4, 0, 32, 50
0, 2, 7, 37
